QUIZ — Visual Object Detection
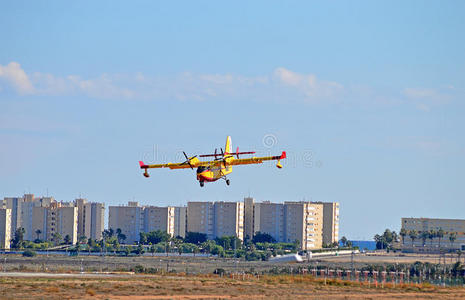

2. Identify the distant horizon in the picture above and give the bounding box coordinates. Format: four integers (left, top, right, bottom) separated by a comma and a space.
4, 190, 454, 241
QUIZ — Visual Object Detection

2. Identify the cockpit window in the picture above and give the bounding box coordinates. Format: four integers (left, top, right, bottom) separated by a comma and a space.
197, 166, 209, 173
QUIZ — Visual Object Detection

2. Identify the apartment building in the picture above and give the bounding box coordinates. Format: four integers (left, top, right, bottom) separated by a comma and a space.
187, 202, 215, 238
109, 202, 145, 243
49, 204, 79, 244
144, 206, 175, 236
75, 198, 105, 240
317, 202, 340, 246
109, 202, 177, 243
254, 201, 285, 242
187, 201, 244, 240
401, 217, 465, 251
2, 197, 23, 237
0, 209, 12, 249
214, 201, 244, 240
174, 206, 187, 238
19, 198, 79, 244
284, 202, 323, 250
20, 200, 48, 241
243, 197, 255, 241
243, 198, 339, 250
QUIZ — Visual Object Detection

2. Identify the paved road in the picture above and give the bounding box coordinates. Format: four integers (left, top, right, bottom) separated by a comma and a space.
0, 271, 135, 278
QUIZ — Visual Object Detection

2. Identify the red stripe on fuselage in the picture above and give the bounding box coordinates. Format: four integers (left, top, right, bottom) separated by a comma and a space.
197, 172, 219, 182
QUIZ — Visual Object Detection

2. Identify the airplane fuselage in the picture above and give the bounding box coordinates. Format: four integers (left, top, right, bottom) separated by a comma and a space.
196, 159, 233, 183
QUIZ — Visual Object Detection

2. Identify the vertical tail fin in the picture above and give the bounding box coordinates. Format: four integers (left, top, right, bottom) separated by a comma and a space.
225, 136, 232, 154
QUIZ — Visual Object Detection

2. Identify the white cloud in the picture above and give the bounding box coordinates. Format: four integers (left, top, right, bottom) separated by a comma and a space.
273, 67, 343, 100
5, 61, 456, 110
403, 88, 440, 99
0, 62, 35, 94
0, 62, 346, 103
402, 87, 454, 111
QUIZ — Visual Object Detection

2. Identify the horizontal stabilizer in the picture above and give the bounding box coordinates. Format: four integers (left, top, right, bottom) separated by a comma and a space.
199, 151, 255, 157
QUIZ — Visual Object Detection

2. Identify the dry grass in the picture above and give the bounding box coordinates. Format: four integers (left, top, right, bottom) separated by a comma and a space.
0, 273, 464, 299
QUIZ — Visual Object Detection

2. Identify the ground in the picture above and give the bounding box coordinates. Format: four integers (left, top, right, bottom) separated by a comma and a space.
0, 253, 463, 299
1, 272, 465, 299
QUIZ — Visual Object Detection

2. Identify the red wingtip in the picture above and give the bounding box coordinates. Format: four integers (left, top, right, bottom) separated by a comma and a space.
280, 151, 286, 159
139, 161, 146, 168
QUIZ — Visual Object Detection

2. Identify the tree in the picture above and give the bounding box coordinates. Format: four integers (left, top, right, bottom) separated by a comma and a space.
116, 228, 126, 244
35, 229, 42, 241
252, 232, 276, 244
374, 234, 387, 250
409, 230, 417, 248
449, 232, 457, 249
145, 230, 170, 245
399, 228, 407, 245
87, 238, 95, 253
171, 237, 183, 255
437, 228, 445, 248
392, 231, 399, 243
11, 228, 25, 249
374, 229, 397, 250
139, 232, 148, 245
340, 236, 348, 247
135, 243, 145, 255
346, 240, 353, 248
75, 241, 81, 255
112, 239, 120, 253
383, 229, 395, 246
64, 234, 71, 245
215, 236, 241, 250
210, 245, 224, 257
78, 235, 87, 245
420, 231, 429, 247
119, 233, 127, 244
428, 230, 436, 248
192, 244, 199, 256
201, 240, 217, 254
52, 232, 62, 246
185, 232, 208, 244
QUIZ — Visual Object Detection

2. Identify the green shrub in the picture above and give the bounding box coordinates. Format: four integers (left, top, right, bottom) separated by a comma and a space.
133, 265, 145, 273
213, 268, 225, 275
22, 249, 37, 257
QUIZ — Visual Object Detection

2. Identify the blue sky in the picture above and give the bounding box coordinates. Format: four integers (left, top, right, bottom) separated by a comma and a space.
1, 1, 464, 239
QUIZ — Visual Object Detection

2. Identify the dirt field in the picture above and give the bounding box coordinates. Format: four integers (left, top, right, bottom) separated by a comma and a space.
1, 272, 465, 299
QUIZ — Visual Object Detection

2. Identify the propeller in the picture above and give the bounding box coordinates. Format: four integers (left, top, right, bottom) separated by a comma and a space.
181, 151, 197, 169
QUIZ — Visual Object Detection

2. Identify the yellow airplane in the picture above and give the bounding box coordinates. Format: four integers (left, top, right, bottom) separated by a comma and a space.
139, 136, 286, 187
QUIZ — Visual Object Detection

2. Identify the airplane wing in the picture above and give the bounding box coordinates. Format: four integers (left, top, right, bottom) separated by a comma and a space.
139, 160, 220, 170
229, 151, 286, 166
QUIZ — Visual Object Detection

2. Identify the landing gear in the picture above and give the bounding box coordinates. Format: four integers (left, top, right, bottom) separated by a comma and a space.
200, 181, 204, 187
226, 179, 230, 186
